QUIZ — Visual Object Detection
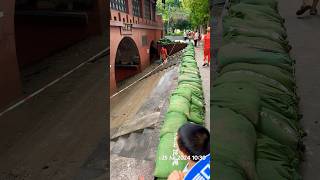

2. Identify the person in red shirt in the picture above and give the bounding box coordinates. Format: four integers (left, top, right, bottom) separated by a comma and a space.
160, 46, 168, 64
202, 27, 210, 67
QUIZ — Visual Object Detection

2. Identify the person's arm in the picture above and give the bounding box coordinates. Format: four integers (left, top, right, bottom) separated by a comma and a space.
167, 171, 185, 180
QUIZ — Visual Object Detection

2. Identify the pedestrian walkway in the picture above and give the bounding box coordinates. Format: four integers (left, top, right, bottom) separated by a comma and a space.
194, 44, 210, 130
0, 56, 107, 180
278, 1, 320, 179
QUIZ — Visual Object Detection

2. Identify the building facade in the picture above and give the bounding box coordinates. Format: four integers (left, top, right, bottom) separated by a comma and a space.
109, 0, 163, 94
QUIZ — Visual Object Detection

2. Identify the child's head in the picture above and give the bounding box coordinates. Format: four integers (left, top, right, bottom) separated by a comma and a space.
176, 123, 210, 162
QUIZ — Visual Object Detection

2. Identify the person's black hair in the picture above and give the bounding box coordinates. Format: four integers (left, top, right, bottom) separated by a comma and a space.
177, 122, 210, 161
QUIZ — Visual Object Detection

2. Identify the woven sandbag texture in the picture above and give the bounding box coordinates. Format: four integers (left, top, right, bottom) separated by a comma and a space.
255, 134, 301, 180
213, 1, 302, 179
211, 82, 261, 125
223, 16, 287, 37
220, 63, 295, 91
222, 35, 289, 53
229, 3, 284, 24
154, 133, 188, 178
155, 43, 205, 178
159, 112, 188, 138
217, 43, 294, 72
167, 95, 190, 117
223, 23, 291, 46
212, 106, 258, 180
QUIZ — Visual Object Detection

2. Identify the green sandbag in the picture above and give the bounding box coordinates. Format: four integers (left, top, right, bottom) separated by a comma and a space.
230, 0, 278, 9
180, 66, 199, 73
167, 95, 190, 117
183, 54, 194, 58
256, 159, 301, 180
154, 133, 188, 178
261, 97, 299, 120
181, 60, 197, 65
171, 87, 193, 101
256, 134, 301, 180
179, 73, 201, 79
213, 106, 258, 180
214, 70, 295, 99
181, 62, 198, 68
179, 68, 200, 76
214, 71, 298, 119
188, 104, 204, 124
160, 112, 187, 137
229, 3, 284, 23
258, 107, 300, 149
213, 158, 247, 180
178, 84, 203, 99
220, 63, 295, 91
183, 53, 194, 57
182, 56, 195, 60
257, 134, 300, 166
179, 82, 202, 95
223, 16, 286, 37
178, 75, 201, 83
191, 95, 204, 108
222, 35, 288, 53
217, 43, 294, 72
223, 26, 289, 47
211, 82, 261, 125
182, 57, 195, 61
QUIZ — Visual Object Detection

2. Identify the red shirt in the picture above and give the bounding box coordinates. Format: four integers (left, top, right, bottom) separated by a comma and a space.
203, 33, 210, 49
161, 47, 168, 59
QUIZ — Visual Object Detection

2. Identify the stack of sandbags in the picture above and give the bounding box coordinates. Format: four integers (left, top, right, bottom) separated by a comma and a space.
154, 44, 206, 179
212, 1, 303, 179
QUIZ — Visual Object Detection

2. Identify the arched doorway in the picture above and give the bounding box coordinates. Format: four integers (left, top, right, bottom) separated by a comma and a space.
115, 37, 141, 83
149, 41, 158, 63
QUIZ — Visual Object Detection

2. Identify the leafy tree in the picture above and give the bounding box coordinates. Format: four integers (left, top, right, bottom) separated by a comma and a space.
181, 0, 209, 28
157, 0, 209, 31
173, 19, 191, 30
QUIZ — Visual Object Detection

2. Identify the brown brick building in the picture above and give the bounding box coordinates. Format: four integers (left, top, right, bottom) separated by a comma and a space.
109, 0, 163, 94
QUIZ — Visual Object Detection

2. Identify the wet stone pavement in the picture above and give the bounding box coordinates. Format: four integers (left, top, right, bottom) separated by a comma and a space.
278, 0, 320, 179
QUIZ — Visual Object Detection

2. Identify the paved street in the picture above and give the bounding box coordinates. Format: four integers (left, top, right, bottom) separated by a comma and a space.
0, 42, 107, 179
278, 0, 320, 178
195, 43, 210, 130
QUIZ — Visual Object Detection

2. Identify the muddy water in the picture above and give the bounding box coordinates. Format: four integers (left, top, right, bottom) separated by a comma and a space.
110, 70, 165, 137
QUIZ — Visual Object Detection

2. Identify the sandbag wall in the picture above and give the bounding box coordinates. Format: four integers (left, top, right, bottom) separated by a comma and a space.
154, 44, 205, 179
212, 0, 303, 180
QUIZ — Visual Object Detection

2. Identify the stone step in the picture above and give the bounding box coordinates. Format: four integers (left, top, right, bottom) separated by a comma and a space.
144, 128, 160, 161
130, 130, 152, 160
119, 132, 141, 158
134, 128, 160, 161
111, 135, 129, 154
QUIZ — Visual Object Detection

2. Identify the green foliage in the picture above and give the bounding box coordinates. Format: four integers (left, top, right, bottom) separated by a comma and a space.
173, 19, 191, 30
181, 0, 209, 28
157, 0, 208, 31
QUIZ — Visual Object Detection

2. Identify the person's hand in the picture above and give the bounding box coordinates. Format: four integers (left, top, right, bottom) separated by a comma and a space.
167, 170, 185, 180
